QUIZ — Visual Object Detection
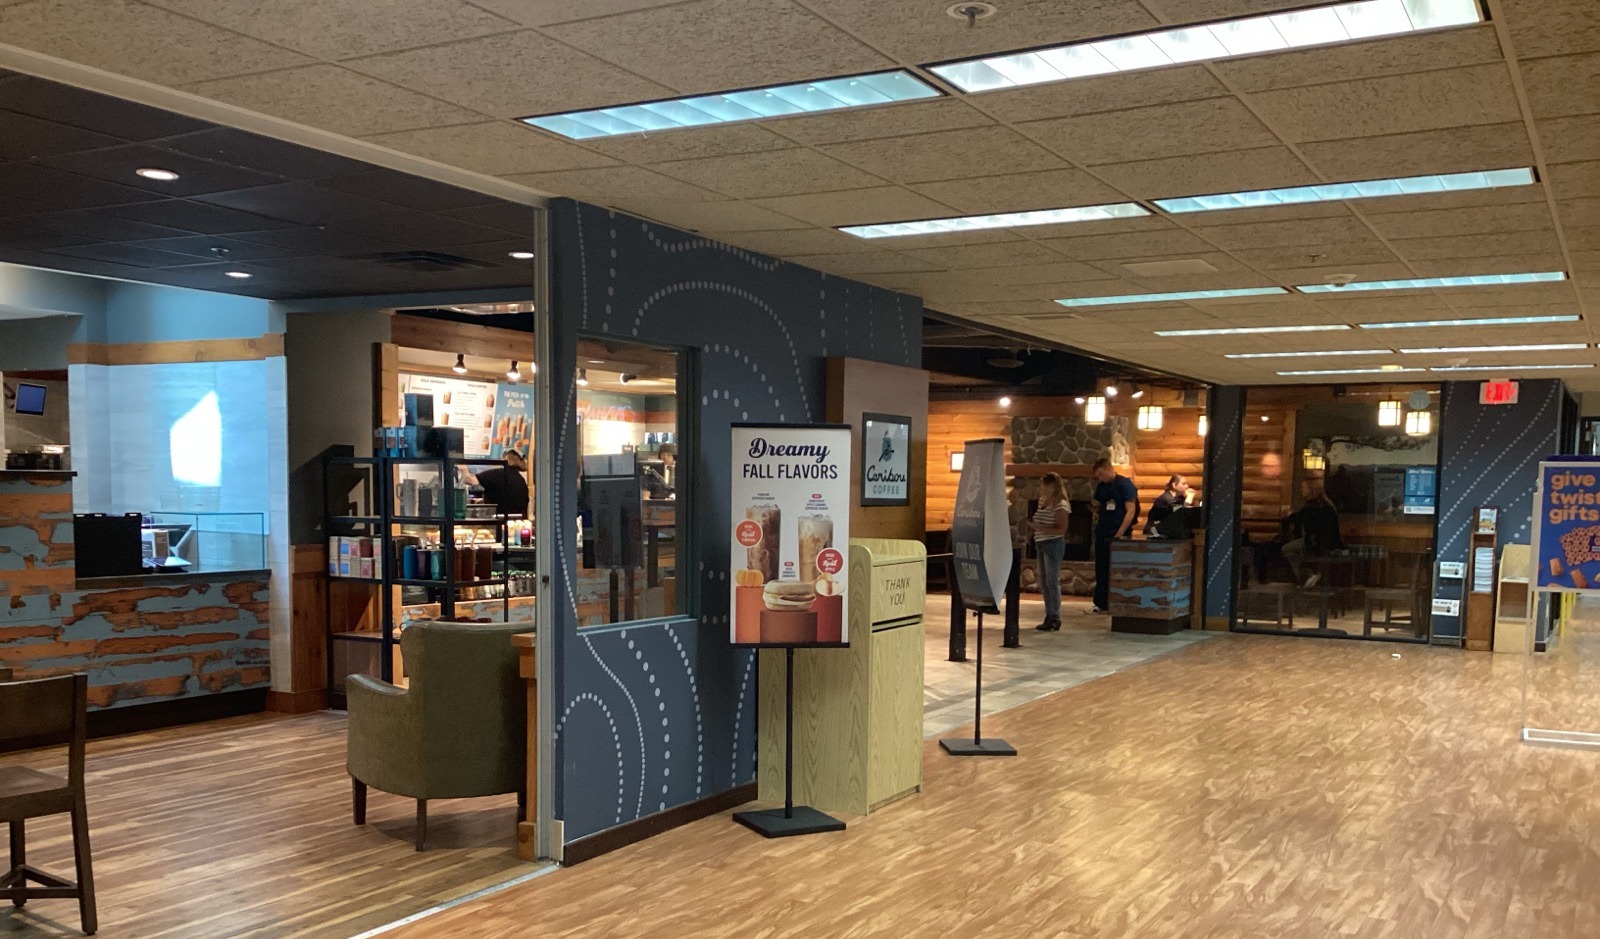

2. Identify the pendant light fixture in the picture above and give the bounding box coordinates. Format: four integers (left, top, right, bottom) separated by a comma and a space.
1085, 395, 1107, 425
1136, 405, 1164, 431
1197, 414, 1208, 437
452, 353, 467, 375
1405, 409, 1432, 437
506, 361, 521, 383
1377, 399, 1402, 427
576, 368, 589, 387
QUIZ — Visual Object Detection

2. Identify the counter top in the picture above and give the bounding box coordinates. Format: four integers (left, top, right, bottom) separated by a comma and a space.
76, 568, 270, 589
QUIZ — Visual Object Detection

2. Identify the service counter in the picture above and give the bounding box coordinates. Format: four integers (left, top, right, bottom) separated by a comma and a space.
1108, 536, 1194, 635
0, 469, 272, 711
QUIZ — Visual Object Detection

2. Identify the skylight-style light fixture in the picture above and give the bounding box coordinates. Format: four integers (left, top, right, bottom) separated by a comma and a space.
1155, 168, 1534, 214
136, 167, 180, 181
1137, 405, 1164, 431
1377, 400, 1402, 426
928, 0, 1483, 93
1427, 363, 1595, 372
1404, 409, 1432, 436
1156, 324, 1349, 337
1359, 314, 1581, 330
1277, 367, 1428, 376
841, 202, 1148, 238
1399, 343, 1588, 354
1059, 287, 1289, 308
1224, 349, 1392, 358
523, 70, 940, 139
1085, 395, 1107, 425
1297, 272, 1567, 293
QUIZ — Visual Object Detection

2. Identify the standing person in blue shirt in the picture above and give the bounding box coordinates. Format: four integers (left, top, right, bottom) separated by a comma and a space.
1090, 457, 1139, 615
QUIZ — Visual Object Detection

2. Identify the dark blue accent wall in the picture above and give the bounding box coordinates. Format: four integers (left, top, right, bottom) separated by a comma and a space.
547, 199, 921, 842
1431, 379, 1564, 642
1203, 386, 1244, 621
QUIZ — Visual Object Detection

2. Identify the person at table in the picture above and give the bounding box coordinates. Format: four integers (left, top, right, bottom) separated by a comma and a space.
462, 448, 530, 518
1030, 472, 1071, 632
1143, 474, 1192, 536
1090, 457, 1139, 615
642, 442, 677, 499
1282, 476, 1343, 588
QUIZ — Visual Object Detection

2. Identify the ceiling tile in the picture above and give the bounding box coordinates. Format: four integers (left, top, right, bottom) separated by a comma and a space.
622, 199, 809, 233
440, 202, 541, 236
1365, 202, 1556, 239
347, 30, 670, 118
0, 0, 311, 85
100, 198, 298, 235
1231, 241, 1400, 271
801, 0, 1156, 63
1545, 161, 1600, 200
361, 121, 618, 175
1044, 229, 1216, 261
0, 111, 125, 160
42, 241, 226, 269
0, 74, 205, 140
143, 0, 519, 60
1503, 0, 1600, 58
580, 124, 790, 163
771, 99, 991, 146
1214, 26, 1504, 93
1200, 217, 1380, 250
184, 65, 483, 137
1183, 203, 1353, 228
1409, 256, 1575, 278
903, 239, 1066, 270
1095, 147, 1316, 199
467, 0, 684, 26
1260, 261, 1415, 285
822, 126, 1066, 184
1390, 230, 1564, 261
1298, 124, 1533, 178
1353, 185, 1547, 216
976, 66, 1227, 123
193, 180, 409, 226
784, 251, 935, 275
505, 166, 725, 204
715, 227, 878, 256
5, 164, 161, 209
545, 0, 889, 93
747, 187, 956, 227
159, 128, 364, 179
1522, 53, 1600, 119
650, 149, 884, 199
911, 168, 1127, 214
122, 234, 304, 262
35, 144, 285, 197
1558, 197, 1600, 229
1249, 65, 1521, 143
1020, 98, 1277, 165
1532, 115, 1600, 165
970, 260, 1120, 285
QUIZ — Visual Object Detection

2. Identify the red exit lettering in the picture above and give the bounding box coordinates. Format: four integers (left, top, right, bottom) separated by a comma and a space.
1480, 380, 1519, 405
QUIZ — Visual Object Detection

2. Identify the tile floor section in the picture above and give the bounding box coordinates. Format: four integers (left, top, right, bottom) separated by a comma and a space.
922, 592, 1214, 738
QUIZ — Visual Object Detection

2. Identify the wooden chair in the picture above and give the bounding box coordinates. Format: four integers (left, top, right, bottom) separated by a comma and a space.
0, 674, 97, 935
1363, 551, 1431, 638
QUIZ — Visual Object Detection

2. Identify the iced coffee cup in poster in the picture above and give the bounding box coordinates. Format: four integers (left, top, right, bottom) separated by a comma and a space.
729, 424, 852, 647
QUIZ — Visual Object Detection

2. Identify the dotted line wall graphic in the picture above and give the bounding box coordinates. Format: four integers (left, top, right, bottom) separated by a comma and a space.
1439, 381, 1558, 555
642, 223, 783, 272
585, 634, 647, 820
575, 207, 590, 330
1204, 408, 1240, 597
665, 624, 705, 799
556, 693, 626, 824
730, 652, 756, 781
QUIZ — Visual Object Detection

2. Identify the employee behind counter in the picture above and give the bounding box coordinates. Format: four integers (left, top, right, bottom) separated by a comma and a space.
459, 448, 531, 518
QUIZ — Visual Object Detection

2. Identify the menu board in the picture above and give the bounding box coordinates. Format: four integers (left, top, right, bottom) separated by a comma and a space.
729, 424, 851, 647
403, 374, 496, 458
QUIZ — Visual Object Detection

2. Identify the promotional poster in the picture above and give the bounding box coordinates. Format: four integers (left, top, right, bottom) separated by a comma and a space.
490, 383, 534, 459
1535, 461, 1600, 591
950, 438, 1012, 612
730, 424, 851, 647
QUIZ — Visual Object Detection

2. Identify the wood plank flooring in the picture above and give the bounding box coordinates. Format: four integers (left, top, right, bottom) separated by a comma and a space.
388, 635, 1600, 939
0, 712, 534, 939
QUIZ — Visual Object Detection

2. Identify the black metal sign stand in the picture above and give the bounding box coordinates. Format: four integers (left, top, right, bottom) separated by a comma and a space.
939, 610, 1017, 757
733, 647, 847, 837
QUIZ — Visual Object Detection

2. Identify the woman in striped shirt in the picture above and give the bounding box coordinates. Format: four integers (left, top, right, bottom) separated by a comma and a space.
1031, 472, 1071, 632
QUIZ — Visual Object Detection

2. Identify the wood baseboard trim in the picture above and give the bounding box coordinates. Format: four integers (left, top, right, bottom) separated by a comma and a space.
562, 783, 758, 866
265, 688, 328, 714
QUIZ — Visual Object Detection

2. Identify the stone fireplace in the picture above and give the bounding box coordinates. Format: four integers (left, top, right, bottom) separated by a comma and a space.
1009, 415, 1131, 596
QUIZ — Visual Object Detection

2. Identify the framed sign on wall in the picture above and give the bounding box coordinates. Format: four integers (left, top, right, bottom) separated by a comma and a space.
860, 412, 911, 507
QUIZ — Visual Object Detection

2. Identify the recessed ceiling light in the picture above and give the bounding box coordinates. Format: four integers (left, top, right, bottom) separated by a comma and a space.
1155, 324, 1349, 337
1297, 272, 1567, 293
224, 271, 251, 279
1428, 364, 1595, 372
523, 70, 939, 139
1359, 314, 1581, 330
841, 202, 1148, 238
929, 0, 1483, 93
1277, 367, 1428, 376
1224, 349, 1392, 358
1059, 286, 1289, 308
508, 251, 536, 260
1155, 168, 1535, 214
135, 167, 180, 181
1399, 343, 1589, 354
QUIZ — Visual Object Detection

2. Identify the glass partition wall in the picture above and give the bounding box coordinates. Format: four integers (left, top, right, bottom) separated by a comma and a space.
1234, 384, 1439, 642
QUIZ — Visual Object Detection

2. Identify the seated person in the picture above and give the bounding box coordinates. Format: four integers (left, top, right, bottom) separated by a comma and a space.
1144, 474, 1192, 536
1281, 477, 1343, 587
642, 443, 676, 499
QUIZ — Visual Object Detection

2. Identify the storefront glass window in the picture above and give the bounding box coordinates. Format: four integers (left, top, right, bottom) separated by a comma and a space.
1234, 385, 1439, 643
575, 339, 687, 626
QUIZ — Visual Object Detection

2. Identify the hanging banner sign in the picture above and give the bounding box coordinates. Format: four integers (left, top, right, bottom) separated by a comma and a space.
950, 438, 1012, 613
1534, 460, 1600, 591
729, 423, 852, 647
489, 383, 534, 459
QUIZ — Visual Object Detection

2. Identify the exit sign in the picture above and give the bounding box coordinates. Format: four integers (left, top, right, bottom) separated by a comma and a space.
1480, 380, 1520, 405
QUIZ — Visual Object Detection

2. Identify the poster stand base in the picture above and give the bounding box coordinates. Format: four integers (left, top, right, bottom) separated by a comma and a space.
735, 646, 846, 839
938, 738, 1017, 757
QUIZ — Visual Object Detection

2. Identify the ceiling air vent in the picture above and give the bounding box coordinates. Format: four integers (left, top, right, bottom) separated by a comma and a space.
351, 250, 492, 272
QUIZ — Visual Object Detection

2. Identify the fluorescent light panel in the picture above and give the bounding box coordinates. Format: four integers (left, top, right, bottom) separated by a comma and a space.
1061, 287, 1289, 308
1224, 349, 1392, 358
930, 0, 1483, 93
841, 202, 1148, 238
1428, 364, 1595, 372
1298, 272, 1567, 293
1399, 343, 1589, 354
1277, 367, 1428, 376
1359, 314, 1581, 330
1156, 168, 1533, 213
523, 70, 939, 139
1155, 323, 1348, 337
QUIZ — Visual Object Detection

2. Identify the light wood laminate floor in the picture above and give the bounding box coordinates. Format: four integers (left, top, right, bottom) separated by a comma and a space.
0, 712, 533, 939
389, 634, 1600, 939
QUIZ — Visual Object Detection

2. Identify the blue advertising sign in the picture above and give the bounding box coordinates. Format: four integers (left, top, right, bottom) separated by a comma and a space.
1534, 461, 1600, 590
1403, 466, 1437, 515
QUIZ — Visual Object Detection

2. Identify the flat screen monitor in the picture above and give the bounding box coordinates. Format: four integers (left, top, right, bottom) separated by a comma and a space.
13, 382, 45, 415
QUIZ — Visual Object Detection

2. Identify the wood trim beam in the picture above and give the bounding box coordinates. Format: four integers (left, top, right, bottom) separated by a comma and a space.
68, 333, 284, 365
389, 315, 534, 361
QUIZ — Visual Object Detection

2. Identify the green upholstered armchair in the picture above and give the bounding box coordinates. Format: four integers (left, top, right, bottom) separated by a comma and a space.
346, 620, 530, 850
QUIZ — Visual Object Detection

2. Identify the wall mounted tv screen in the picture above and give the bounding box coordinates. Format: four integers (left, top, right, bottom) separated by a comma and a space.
13, 382, 46, 415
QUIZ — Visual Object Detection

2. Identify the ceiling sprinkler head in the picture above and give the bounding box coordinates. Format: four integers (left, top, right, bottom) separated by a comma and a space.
947, 1, 997, 27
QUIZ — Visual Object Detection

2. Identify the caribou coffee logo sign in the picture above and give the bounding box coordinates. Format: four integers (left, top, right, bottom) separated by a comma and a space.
861, 413, 911, 507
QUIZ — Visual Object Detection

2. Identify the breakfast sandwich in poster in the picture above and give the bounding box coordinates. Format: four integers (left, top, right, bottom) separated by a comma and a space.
730, 424, 851, 647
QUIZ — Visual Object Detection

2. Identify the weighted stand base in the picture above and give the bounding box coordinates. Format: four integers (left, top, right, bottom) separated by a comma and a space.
939, 737, 1017, 756
733, 806, 846, 838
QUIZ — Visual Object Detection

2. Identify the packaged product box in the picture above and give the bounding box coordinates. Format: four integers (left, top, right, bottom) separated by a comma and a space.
327, 537, 340, 575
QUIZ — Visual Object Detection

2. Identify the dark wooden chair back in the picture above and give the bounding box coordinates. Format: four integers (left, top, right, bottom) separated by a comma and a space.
0, 674, 88, 786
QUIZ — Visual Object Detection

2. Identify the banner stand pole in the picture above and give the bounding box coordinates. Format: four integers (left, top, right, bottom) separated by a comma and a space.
939, 610, 1017, 757
734, 647, 848, 837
